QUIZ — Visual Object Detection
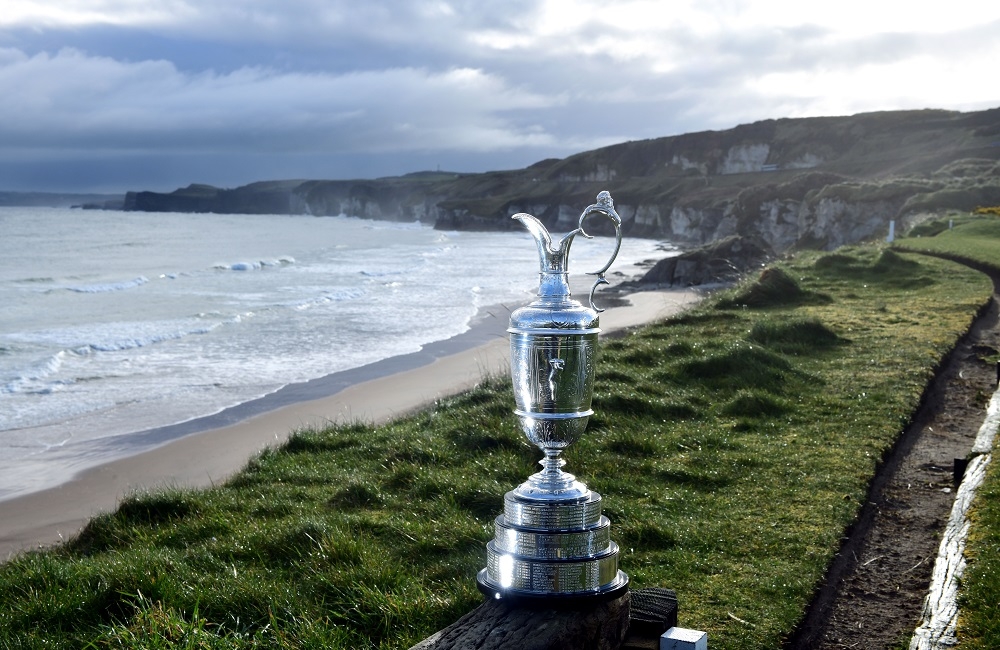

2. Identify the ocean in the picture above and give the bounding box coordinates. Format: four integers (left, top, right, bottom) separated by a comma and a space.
0, 207, 669, 501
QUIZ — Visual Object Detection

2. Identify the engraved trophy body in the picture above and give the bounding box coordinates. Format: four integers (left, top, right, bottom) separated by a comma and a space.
477, 191, 629, 601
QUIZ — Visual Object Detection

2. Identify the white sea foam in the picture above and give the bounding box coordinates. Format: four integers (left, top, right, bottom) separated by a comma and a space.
216, 256, 294, 272
291, 288, 367, 311
2, 350, 68, 395
7, 319, 223, 355
67, 276, 149, 293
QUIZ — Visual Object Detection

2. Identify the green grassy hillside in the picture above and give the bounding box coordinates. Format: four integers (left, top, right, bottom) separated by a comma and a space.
0, 245, 990, 649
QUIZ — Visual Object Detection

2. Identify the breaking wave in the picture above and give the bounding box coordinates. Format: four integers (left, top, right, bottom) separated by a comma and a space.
67, 276, 149, 293
2, 319, 225, 396
214, 256, 295, 272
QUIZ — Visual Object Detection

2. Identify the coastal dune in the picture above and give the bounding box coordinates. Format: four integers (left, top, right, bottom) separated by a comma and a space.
0, 288, 700, 561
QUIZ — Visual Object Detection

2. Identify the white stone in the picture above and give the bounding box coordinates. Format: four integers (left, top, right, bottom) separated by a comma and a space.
660, 627, 708, 650
718, 143, 770, 174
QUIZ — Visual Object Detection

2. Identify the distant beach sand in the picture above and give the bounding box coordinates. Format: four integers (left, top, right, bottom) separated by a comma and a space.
0, 288, 701, 561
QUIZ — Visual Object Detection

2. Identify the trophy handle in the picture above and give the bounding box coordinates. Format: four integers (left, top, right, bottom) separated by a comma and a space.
577, 191, 623, 312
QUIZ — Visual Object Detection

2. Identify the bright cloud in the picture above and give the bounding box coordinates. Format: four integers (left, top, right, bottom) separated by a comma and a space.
0, 48, 561, 153
1, 0, 998, 191
1, 0, 195, 27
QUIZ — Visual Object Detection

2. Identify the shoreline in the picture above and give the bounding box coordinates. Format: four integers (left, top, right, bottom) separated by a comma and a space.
0, 287, 702, 561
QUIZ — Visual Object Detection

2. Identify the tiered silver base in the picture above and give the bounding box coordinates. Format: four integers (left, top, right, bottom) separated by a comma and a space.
477, 490, 628, 602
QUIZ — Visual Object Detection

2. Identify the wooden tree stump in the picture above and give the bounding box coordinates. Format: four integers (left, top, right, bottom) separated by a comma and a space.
409, 592, 631, 650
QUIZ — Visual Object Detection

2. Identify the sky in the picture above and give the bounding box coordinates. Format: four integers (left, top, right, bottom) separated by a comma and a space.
1, 1, 999, 194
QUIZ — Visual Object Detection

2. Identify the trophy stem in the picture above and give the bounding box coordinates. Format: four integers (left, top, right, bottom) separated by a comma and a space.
540, 449, 565, 479
513, 449, 591, 502
534, 450, 576, 494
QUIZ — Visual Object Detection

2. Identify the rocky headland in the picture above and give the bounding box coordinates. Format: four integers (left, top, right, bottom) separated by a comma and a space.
0, 192, 124, 209
124, 107, 1000, 279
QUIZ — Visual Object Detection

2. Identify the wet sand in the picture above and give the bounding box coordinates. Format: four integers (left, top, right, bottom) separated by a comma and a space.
0, 288, 701, 560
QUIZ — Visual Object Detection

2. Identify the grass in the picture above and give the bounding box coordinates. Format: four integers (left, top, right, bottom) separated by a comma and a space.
961, 456, 1000, 649
894, 215, 1000, 274
895, 215, 1000, 648
0, 245, 992, 649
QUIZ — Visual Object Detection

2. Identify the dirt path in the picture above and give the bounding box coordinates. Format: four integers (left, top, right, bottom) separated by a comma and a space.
788, 279, 1000, 649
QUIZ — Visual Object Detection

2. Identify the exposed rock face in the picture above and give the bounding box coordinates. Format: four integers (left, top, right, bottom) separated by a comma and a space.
636, 235, 775, 287
123, 107, 1000, 256
802, 197, 898, 249
719, 143, 771, 174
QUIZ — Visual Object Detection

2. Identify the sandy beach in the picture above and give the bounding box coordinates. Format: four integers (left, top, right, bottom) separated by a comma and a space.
0, 288, 701, 561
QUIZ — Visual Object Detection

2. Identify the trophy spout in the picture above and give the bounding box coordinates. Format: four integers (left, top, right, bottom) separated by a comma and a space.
511, 212, 576, 276
512, 212, 577, 301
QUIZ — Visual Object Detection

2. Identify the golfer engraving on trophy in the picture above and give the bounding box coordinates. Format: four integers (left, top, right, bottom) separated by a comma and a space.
477, 191, 630, 602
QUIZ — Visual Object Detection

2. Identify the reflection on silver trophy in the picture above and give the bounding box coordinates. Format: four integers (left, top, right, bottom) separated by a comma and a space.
477, 191, 630, 602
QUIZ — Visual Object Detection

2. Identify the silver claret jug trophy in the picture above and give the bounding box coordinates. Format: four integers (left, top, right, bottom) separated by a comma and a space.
477, 191, 630, 603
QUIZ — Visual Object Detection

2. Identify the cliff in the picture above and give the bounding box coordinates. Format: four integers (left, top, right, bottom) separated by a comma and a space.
124, 107, 1000, 253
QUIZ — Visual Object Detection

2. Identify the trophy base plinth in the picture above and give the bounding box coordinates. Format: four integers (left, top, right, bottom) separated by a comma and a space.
476, 569, 629, 605
479, 502, 628, 603
484, 540, 621, 590
491, 515, 612, 558
502, 490, 603, 530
